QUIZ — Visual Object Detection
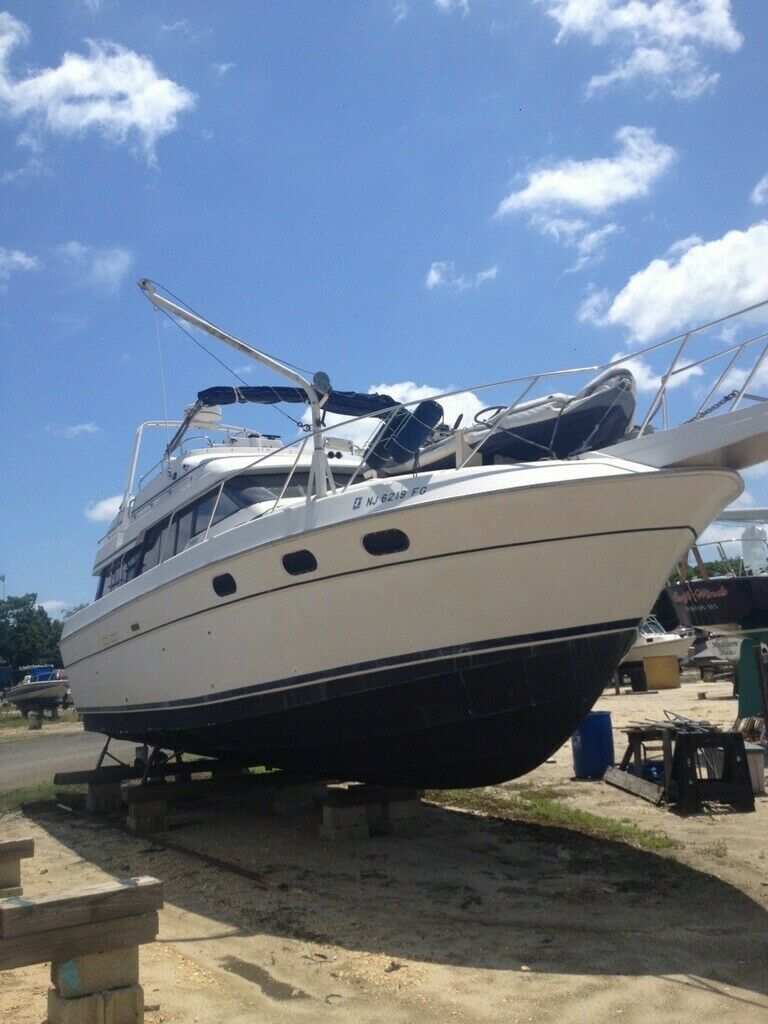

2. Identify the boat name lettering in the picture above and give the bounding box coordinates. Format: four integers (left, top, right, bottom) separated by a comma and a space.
352, 485, 427, 511
671, 586, 729, 603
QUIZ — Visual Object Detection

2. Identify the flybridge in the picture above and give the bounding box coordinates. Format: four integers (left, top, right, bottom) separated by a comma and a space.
135, 279, 768, 514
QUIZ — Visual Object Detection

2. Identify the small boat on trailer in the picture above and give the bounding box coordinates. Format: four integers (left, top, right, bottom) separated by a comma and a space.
60, 286, 768, 787
6, 666, 68, 716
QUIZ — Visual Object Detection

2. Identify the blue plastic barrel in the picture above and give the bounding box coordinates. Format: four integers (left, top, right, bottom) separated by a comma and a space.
571, 710, 614, 780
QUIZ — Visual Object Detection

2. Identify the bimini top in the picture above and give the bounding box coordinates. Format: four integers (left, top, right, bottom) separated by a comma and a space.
196, 385, 444, 471
197, 385, 400, 419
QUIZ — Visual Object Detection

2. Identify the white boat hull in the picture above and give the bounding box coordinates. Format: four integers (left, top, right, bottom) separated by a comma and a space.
621, 634, 692, 663
61, 460, 741, 786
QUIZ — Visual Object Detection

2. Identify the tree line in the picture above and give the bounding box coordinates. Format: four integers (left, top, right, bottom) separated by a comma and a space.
0, 594, 66, 674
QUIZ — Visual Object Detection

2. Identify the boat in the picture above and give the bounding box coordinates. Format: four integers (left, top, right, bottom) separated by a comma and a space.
688, 632, 742, 666
666, 508, 768, 633
6, 665, 69, 715
620, 616, 692, 665
59, 284, 768, 788
380, 367, 637, 473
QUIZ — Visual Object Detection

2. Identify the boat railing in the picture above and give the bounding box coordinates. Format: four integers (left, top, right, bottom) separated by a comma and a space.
685, 537, 768, 578
118, 294, 768, 535
225, 294, 768, 512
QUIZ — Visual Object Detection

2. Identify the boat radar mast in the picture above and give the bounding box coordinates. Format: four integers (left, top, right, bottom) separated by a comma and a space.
137, 278, 336, 498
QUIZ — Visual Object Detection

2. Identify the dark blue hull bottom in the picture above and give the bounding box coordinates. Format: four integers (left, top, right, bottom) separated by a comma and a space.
83, 625, 636, 788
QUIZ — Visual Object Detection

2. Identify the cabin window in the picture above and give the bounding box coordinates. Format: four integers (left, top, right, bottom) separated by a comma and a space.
282, 550, 318, 575
192, 490, 217, 537
211, 486, 242, 526
224, 470, 356, 508
95, 570, 107, 600
140, 518, 170, 572
212, 573, 237, 597
173, 505, 194, 555
123, 546, 142, 582
362, 529, 410, 556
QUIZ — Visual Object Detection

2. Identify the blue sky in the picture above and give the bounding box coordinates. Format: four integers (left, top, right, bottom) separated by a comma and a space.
2, 0, 768, 614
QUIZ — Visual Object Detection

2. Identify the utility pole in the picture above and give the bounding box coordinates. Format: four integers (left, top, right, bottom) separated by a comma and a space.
0, 574, 5, 600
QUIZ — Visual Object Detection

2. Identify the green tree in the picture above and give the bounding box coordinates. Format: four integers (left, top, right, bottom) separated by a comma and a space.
0, 594, 64, 671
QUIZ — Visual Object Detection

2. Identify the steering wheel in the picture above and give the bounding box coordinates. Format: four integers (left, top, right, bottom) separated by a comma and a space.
474, 405, 506, 426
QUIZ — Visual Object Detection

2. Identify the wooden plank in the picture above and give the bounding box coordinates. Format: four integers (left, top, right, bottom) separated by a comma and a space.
603, 766, 665, 805
123, 771, 308, 805
0, 876, 162, 939
323, 785, 420, 807
0, 912, 158, 970
53, 757, 249, 786
0, 840, 34, 862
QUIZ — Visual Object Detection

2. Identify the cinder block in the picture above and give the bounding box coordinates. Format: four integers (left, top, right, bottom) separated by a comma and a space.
272, 784, 315, 817
47, 983, 144, 1024
28, 713, 42, 731
388, 799, 422, 821
52, 947, 139, 998
319, 823, 370, 842
322, 804, 368, 829
376, 799, 423, 836
127, 799, 167, 817
0, 859, 21, 889
126, 814, 167, 834
86, 783, 123, 815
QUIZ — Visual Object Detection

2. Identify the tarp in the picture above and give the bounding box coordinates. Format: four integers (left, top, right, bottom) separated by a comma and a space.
197, 385, 398, 419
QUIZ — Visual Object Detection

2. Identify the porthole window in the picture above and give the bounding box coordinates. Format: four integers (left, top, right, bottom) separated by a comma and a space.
212, 573, 237, 597
362, 529, 410, 556
282, 550, 318, 576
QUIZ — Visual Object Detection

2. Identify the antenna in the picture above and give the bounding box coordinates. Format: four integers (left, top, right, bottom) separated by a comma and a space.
138, 279, 334, 498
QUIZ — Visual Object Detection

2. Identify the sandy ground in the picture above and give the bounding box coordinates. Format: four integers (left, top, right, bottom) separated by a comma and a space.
1, 675, 767, 1023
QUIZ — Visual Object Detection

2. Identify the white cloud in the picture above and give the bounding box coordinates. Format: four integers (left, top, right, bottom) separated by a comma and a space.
496, 126, 675, 217
211, 62, 234, 76
751, 174, 768, 206
435, 0, 469, 13
608, 350, 703, 392
46, 421, 100, 439
529, 215, 620, 271
543, 0, 742, 99
0, 152, 46, 184
665, 233, 703, 257
84, 494, 122, 522
580, 223, 768, 343
393, 2, 409, 24
58, 241, 132, 291
567, 223, 620, 272
41, 599, 69, 617
0, 12, 195, 162
0, 245, 38, 281
425, 261, 499, 291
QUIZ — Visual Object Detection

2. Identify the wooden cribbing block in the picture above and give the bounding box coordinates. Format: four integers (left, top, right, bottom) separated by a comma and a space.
0, 838, 34, 897
0, 911, 159, 972
0, 876, 162, 940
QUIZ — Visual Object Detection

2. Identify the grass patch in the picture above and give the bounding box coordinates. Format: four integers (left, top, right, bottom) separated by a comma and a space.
0, 783, 83, 814
707, 840, 728, 859
426, 786, 678, 853
0, 713, 26, 730
0, 708, 80, 731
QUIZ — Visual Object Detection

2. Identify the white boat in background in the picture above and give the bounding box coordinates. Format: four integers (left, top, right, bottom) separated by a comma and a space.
60, 286, 768, 787
6, 666, 68, 715
621, 616, 692, 665
689, 632, 742, 666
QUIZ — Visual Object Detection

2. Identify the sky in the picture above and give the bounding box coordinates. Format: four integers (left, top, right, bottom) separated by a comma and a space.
2, 0, 768, 614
